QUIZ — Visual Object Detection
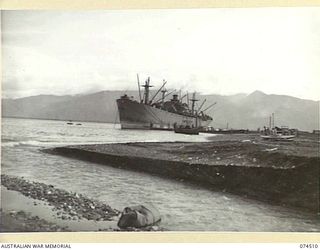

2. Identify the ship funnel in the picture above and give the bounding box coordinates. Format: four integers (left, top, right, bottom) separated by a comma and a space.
172, 94, 179, 101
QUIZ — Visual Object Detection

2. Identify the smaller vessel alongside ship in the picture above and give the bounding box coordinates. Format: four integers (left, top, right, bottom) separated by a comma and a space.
174, 126, 200, 135
260, 113, 297, 141
173, 116, 200, 135
116, 75, 214, 131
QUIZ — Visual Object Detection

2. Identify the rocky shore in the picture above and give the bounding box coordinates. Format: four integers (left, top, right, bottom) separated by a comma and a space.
1, 174, 119, 222
45, 133, 319, 213
1, 174, 119, 232
1, 175, 163, 232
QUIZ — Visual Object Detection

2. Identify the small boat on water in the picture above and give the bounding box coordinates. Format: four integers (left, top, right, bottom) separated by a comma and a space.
174, 126, 200, 135
260, 114, 297, 141
174, 118, 200, 135
66, 122, 73, 125
260, 133, 296, 141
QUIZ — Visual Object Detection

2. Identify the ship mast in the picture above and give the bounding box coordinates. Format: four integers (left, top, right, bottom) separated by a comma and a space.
136, 74, 142, 102
269, 115, 272, 129
141, 77, 153, 104
190, 92, 199, 115
272, 113, 275, 128
161, 89, 167, 107
186, 92, 189, 109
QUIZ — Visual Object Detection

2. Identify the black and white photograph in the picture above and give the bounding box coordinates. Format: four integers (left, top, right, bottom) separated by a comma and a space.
1, 7, 319, 234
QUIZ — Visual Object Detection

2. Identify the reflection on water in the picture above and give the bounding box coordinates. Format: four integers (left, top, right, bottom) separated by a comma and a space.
1, 118, 320, 231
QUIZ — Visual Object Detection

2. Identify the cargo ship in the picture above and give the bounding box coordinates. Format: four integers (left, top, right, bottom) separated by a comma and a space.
116, 76, 214, 130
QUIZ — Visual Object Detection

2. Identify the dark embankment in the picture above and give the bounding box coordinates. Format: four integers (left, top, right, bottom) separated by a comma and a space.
44, 137, 319, 214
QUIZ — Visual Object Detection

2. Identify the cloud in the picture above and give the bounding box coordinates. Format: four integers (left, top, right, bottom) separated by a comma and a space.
2, 9, 320, 100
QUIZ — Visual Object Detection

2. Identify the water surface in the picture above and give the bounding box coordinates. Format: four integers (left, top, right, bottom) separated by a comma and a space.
2, 118, 319, 231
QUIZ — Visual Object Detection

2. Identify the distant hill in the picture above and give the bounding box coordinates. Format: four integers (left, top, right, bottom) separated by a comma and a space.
2, 90, 319, 131
201, 91, 319, 131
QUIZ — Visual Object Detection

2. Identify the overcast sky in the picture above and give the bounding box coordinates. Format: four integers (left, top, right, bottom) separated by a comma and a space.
2, 8, 320, 100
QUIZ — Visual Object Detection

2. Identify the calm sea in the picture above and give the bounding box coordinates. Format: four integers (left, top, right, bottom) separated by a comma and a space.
1, 117, 319, 231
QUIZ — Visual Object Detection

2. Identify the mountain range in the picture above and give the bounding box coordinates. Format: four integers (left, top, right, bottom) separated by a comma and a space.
2, 90, 319, 131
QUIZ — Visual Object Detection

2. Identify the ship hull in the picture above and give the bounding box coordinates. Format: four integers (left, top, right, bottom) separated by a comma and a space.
116, 98, 212, 130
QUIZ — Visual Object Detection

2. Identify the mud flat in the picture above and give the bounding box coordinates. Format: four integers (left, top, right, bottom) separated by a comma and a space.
45, 133, 319, 214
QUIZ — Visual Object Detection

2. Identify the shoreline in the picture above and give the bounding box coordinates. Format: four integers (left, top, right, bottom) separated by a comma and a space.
1, 175, 118, 232
0, 209, 70, 232
44, 134, 319, 214
1, 175, 162, 232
